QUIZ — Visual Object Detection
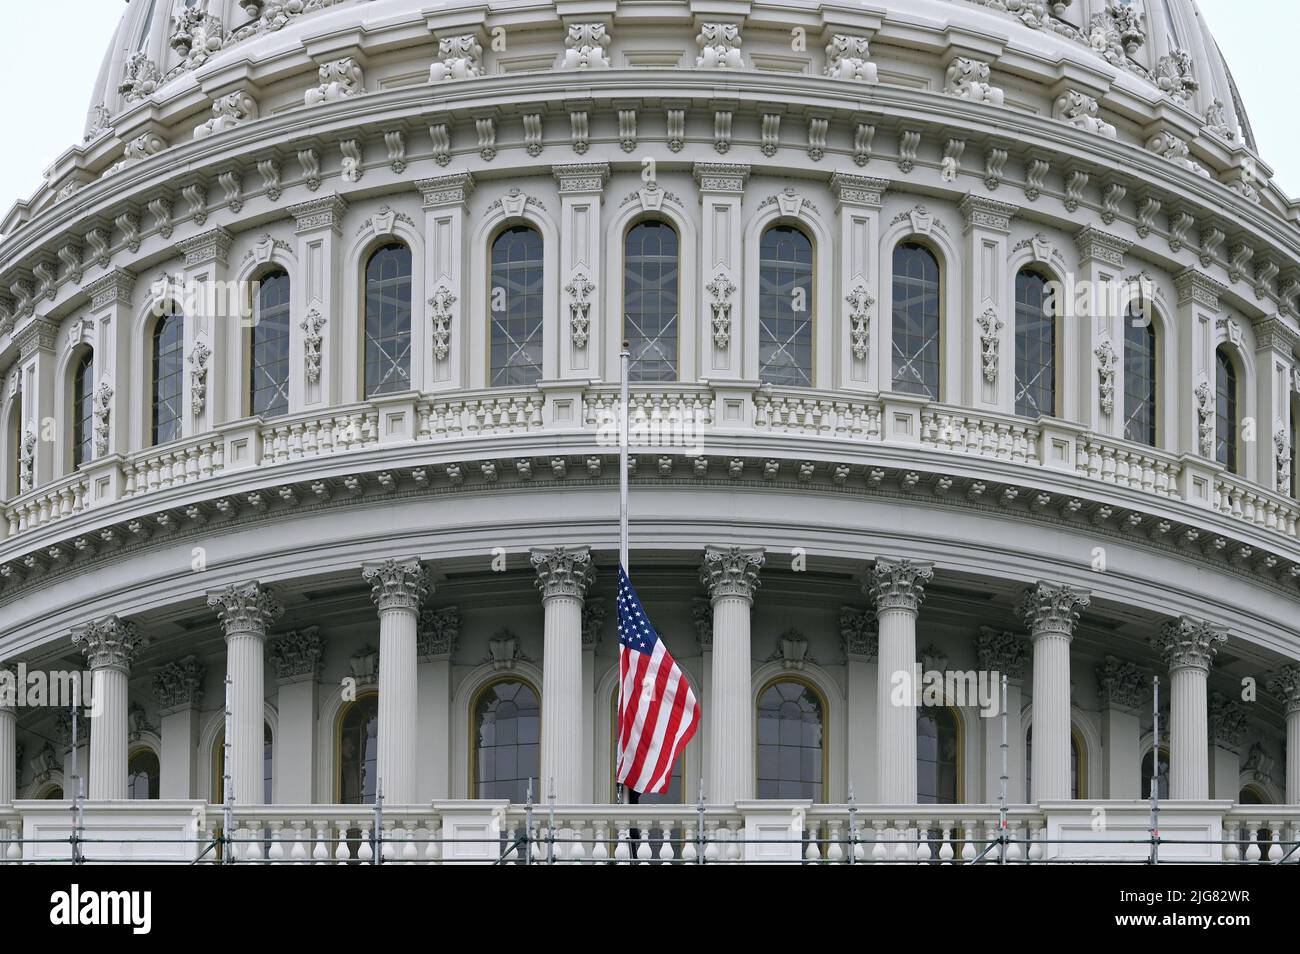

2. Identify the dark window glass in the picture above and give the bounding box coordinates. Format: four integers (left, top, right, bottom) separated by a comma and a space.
1216, 348, 1238, 472
756, 681, 823, 800
127, 750, 159, 800
758, 226, 814, 387
1025, 728, 1081, 800
474, 679, 540, 801
151, 310, 185, 445
490, 227, 545, 387
1124, 316, 1158, 446
364, 244, 413, 397
340, 696, 379, 805
250, 270, 291, 418
213, 724, 274, 804
1014, 270, 1055, 418
72, 350, 94, 467
1141, 748, 1170, 800
892, 243, 941, 399
624, 221, 680, 382
918, 707, 959, 804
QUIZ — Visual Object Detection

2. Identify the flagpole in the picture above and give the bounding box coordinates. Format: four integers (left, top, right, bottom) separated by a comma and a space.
619, 342, 630, 572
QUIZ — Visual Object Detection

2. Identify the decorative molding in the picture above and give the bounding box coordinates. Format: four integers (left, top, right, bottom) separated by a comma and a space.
977, 307, 1003, 383
866, 558, 934, 613
418, 605, 461, 658
706, 273, 737, 350
1019, 581, 1090, 637
846, 285, 875, 362
824, 35, 877, 83
840, 606, 878, 660
305, 57, 364, 106
1151, 616, 1227, 673
430, 35, 483, 82
363, 558, 428, 613
1095, 337, 1118, 415
531, 545, 596, 600
71, 616, 146, 673
976, 627, 1029, 681
944, 57, 1003, 105
207, 581, 283, 637
1095, 655, 1146, 712
700, 546, 764, 602
695, 23, 744, 69
268, 627, 324, 680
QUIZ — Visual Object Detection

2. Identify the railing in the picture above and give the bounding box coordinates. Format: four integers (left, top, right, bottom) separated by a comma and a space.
4, 384, 1300, 553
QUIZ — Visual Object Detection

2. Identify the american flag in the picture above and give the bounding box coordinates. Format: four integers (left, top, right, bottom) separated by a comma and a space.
615, 566, 700, 795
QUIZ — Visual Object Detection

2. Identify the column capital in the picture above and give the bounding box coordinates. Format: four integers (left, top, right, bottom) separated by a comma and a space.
14, 316, 59, 358
1152, 616, 1227, 673
1074, 225, 1131, 267
531, 545, 596, 601
85, 268, 137, 311
268, 627, 325, 682
551, 162, 610, 194
1173, 266, 1227, 310
363, 558, 429, 613
693, 162, 750, 194
71, 616, 147, 673
418, 605, 461, 659
1266, 664, 1300, 715
959, 193, 1016, 234
1208, 691, 1250, 754
175, 226, 234, 268
829, 172, 888, 209
288, 193, 348, 235
975, 627, 1029, 681
416, 172, 476, 209
1019, 581, 1090, 638
1095, 655, 1147, 713
152, 655, 206, 711
865, 557, 933, 613
840, 605, 878, 660
207, 581, 284, 638
701, 546, 764, 603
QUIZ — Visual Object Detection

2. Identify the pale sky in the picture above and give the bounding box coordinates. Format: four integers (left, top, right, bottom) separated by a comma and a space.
0, 1, 1295, 212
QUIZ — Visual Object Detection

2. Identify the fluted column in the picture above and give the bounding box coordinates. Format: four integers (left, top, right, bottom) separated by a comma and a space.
0, 664, 16, 804
868, 558, 933, 804
1151, 616, 1226, 800
71, 617, 147, 801
701, 546, 764, 803
363, 559, 428, 805
1021, 582, 1090, 801
531, 546, 595, 803
1268, 666, 1300, 804
208, 582, 283, 806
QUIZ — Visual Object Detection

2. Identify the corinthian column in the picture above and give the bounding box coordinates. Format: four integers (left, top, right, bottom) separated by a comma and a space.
208, 582, 282, 806
1152, 617, 1226, 800
0, 664, 16, 804
701, 546, 764, 803
868, 558, 933, 804
1267, 666, 1300, 803
71, 617, 147, 801
1020, 582, 1090, 801
532, 546, 595, 803
363, 559, 428, 805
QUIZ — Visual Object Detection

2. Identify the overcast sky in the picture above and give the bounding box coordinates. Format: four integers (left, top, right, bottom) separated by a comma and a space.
0, 1, 1294, 211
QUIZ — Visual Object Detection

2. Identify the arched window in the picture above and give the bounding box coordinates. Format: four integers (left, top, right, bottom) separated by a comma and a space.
1124, 314, 1159, 446
1215, 347, 1239, 473
128, 749, 159, 800
489, 226, 544, 387
624, 220, 680, 382
472, 678, 540, 801
151, 308, 184, 445
1238, 784, 1269, 805
756, 679, 824, 800
72, 349, 95, 468
918, 707, 960, 803
363, 243, 413, 397
891, 243, 941, 399
338, 694, 379, 805
249, 269, 291, 418
40, 786, 64, 800
1288, 398, 1298, 499
758, 225, 814, 387
1025, 727, 1084, 800
5, 395, 21, 495
1141, 746, 1169, 800
213, 723, 274, 804
610, 690, 684, 803
1014, 269, 1056, 418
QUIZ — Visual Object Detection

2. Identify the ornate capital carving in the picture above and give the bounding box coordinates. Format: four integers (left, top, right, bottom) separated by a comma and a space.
841, 606, 878, 660
72, 616, 146, 673
866, 557, 933, 613
363, 559, 428, 613
85, 268, 137, 311
829, 172, 888, 208
416, 172, 476, 209
581, 598, 607, 647
152, 655, 205, 710
1266, 664, 1300, 715
1151, 616, 1227, 673
418, 605, 460, 658
1019, 581, 1090, 637
959, 194, 1016, 233
268, 627, 324, 680
552, 162, 610, 194
1208, 691, 1250, 753
531, 546, 596, 601
692, 596, 713, 649
1173, 267, 1227, 309
207, 581, 284, 638
288, 194, 348, 234
1095, 655, 1146, 712
175, 227, 233, 268
700, 546, 764, 603
976, 627, 1029, 681
1074, 225, 1131, 267
693, 162, 750, 194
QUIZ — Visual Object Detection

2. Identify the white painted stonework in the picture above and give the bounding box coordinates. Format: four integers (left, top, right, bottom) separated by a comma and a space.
0, 0, 1298, 863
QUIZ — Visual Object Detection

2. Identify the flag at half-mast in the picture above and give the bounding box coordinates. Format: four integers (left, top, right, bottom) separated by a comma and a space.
615, 566, 700, 795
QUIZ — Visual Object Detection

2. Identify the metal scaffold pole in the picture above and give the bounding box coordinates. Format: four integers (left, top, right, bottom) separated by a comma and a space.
1150, 675, 1161, 865
998, 672, 1008, 865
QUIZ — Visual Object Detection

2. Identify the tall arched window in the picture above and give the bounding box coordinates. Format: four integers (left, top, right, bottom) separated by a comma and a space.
756, 679, 824, 800
6, 395, 22, 496
72, 349, 95, 468
892, 243, 941, 399
1025, 727, 1083, 800
1014, 269, 1056, 418
363, 243, 413, 397
624, 220, 680, 381
151, 308, 184, 445
758, 225, 814, 387
472, 678, 540, 801
213, 723, 274, 804
339, 694, 379, 805
127, 750, 159, 800
918, 707, 960, 803
1215, 346, 1239, 472
1124, 315, 1159, 446
249, 269, 291, 418
490, 226, 544, 387
1141, 746, 1169, 799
